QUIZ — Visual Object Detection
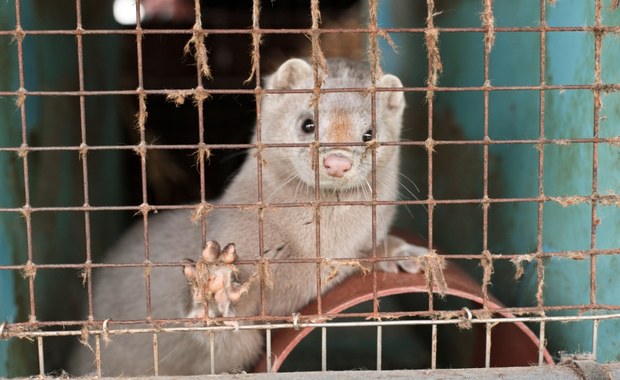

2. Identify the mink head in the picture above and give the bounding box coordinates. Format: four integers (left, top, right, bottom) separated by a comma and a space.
259, 58, 406, 192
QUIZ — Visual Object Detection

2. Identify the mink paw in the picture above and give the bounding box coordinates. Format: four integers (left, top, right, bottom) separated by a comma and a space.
183, 240, 249, 322
376, 236, 430, 274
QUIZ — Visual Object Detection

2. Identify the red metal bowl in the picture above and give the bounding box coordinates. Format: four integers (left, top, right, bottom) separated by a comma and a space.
254, 239, 553, 372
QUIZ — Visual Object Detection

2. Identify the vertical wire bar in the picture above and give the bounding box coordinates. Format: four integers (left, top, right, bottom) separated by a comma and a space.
14, 0, 37, 323
210, 332, 215, 374
538, 321, 546, 365
425, 0, 439, 366
481, 1, 494, 367
37, 336, 44, 376
310, 0, 324, 316
74, 0, 95, 322
95, 334, 102, 377
425, 0, 437, 317
193, 0, 215, 320
592, 319, 599, 359
535, 0, 548, 314
485, 323, 492, 368
431, 324, 438, 369
590, 0, 603, 359
481, 0, 493, 310
321, 327, 327, 371
191, 0, 208, 250
249, 0, 267, 317
191, 0, 210, 317
133, 0, 153, 321
368, 0, 380, 317
425, 6, 438, 369
266, 326, 272, 373
152, 333, 159, 376
195, 10, 207, 247
376, 325, 382, 371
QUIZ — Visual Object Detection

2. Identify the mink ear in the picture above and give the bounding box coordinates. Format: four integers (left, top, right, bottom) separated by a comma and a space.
378, 74, 405, 114
267, 58, 313, 89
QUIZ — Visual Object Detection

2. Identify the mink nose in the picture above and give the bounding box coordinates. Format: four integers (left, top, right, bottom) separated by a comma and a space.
323, 153, 352, 178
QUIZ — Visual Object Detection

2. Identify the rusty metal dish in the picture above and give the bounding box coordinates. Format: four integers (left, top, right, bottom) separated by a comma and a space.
255, 252, 553, 372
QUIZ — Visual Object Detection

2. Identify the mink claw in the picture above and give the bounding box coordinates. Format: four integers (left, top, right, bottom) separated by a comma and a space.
184, 240, 247, 321
182, 258, 197, 279
220, 243, 238, 264
203, 240, 221, 263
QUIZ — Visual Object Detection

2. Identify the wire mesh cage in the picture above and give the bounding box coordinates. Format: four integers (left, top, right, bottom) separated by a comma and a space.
0, 0, 619, 378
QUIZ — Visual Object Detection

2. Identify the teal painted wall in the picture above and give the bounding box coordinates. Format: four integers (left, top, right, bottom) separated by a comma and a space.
522, 0, 620, 361
381, 0, 620, 362
0, 1, 125, 376
0, 1, 28, 375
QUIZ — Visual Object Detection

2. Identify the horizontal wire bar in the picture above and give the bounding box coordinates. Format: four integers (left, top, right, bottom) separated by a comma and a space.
0, 83, 618, 98
2, 25, 620, 37
2, 137, 619, 153
0, 248, 618, 271
3, 303, 620, 328
3, 311, 620, 340
1, 192, 618, 215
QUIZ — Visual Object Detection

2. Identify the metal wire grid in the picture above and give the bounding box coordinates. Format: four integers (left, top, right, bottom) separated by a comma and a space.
0, 0, 618, 376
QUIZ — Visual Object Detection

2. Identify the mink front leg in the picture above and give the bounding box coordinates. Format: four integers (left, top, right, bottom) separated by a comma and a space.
181, 240, 265, 373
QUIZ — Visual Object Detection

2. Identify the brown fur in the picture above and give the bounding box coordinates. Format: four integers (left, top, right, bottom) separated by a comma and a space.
327, 111, 354, 142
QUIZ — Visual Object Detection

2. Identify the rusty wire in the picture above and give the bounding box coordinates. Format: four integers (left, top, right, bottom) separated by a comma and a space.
3, 25, 620, 37
534, 0, 549, 362
0, 0, 619, 376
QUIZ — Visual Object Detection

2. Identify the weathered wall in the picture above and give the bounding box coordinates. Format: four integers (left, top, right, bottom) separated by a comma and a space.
385, 0, 620, 362
0, 0, 125, 375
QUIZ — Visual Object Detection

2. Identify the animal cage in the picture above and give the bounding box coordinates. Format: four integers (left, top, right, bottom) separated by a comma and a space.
0, 0, 619, 378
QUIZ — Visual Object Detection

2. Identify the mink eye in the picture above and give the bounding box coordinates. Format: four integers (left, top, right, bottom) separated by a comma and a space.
362, 130, 373, 142
301, 118, 315, 134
